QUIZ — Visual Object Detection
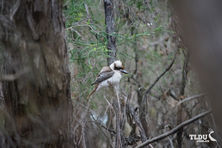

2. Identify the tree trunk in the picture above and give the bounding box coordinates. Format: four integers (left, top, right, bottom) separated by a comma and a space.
172, 0, 222, 145
0, 0, 73, 147
104, 1, 122, 148
104, 0, 117, 65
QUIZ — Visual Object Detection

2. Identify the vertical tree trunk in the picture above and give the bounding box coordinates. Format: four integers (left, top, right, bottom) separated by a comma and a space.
104, 1, 122, 148
0, 0, 73, 147
104, 0, 117, 66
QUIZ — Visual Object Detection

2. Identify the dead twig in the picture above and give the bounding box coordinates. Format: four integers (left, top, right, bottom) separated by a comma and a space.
91, 113, 116, 135
142, 51, 177, 101
9, 0, 21, 21
84, 3, 91, 20
135, 110, 211, 148
177, 94, 204, 106
138, 51, 178, 143
127, 104, 153, 148
127, 105, 146, 142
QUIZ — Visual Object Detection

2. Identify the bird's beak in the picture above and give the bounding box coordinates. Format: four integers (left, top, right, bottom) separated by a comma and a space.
120, 69, 128, 74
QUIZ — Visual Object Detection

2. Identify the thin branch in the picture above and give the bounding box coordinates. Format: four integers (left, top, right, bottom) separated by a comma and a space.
84, 3, 91, 20
127, 104, 147, 142
91, 113, 116, 135
142, 51, 177, 101
9, 0, 21, 20
91, 111, 141, 146
168, 89, 179, 101
168, 137, 174, 148
177, 94, 204, 106
135, 110, 211, 148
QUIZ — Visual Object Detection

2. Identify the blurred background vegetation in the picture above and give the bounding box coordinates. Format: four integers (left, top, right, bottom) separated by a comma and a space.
64, 0, 212, 147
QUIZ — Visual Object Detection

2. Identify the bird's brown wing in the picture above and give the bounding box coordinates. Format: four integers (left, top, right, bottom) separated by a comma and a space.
91, 69, 114, 85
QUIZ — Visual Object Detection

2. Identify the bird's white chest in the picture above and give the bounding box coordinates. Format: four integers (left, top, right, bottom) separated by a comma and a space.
109, 71, 122, 84
99, 71, 122, 88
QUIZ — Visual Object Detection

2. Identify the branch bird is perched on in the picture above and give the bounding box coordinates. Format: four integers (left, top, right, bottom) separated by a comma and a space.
87, 60, 128, 100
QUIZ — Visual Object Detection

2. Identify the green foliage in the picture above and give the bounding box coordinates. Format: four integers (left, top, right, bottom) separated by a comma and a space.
66, 0, 174, 103
64, 0, 86, 27
65, 1, 208, 147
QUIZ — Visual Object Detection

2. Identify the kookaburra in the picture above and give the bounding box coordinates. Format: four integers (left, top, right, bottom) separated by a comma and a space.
87, 60, 128, 100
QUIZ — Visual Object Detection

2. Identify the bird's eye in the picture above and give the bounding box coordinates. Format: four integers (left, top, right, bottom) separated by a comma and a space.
115, 67, 123, 70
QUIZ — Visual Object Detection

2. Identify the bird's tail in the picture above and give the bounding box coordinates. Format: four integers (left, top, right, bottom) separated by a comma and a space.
87, 84, 98, 101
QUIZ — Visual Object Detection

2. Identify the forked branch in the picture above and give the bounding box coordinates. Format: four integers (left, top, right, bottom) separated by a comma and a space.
135, 110, 211, 148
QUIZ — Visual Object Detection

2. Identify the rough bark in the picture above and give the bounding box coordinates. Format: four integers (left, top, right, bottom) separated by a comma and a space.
104, 1, 121, 148
104, 0, 117, 65
0, 0, 73, 147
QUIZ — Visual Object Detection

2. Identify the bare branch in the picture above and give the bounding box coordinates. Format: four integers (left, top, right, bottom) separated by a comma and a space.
135, 110, 211, 148
9, 0, 21, 20
142, 51, 177, 101
0, 15, 15, 30
168, 89, 179, 101
127, 105, 146, 142
84, 3, 91, 20
177, 94, 204, 106
127, 104, 153, 148
90, 111, 116, 135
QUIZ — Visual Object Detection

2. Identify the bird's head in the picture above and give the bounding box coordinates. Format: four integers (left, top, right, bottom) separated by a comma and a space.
110, 60, 128, 74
